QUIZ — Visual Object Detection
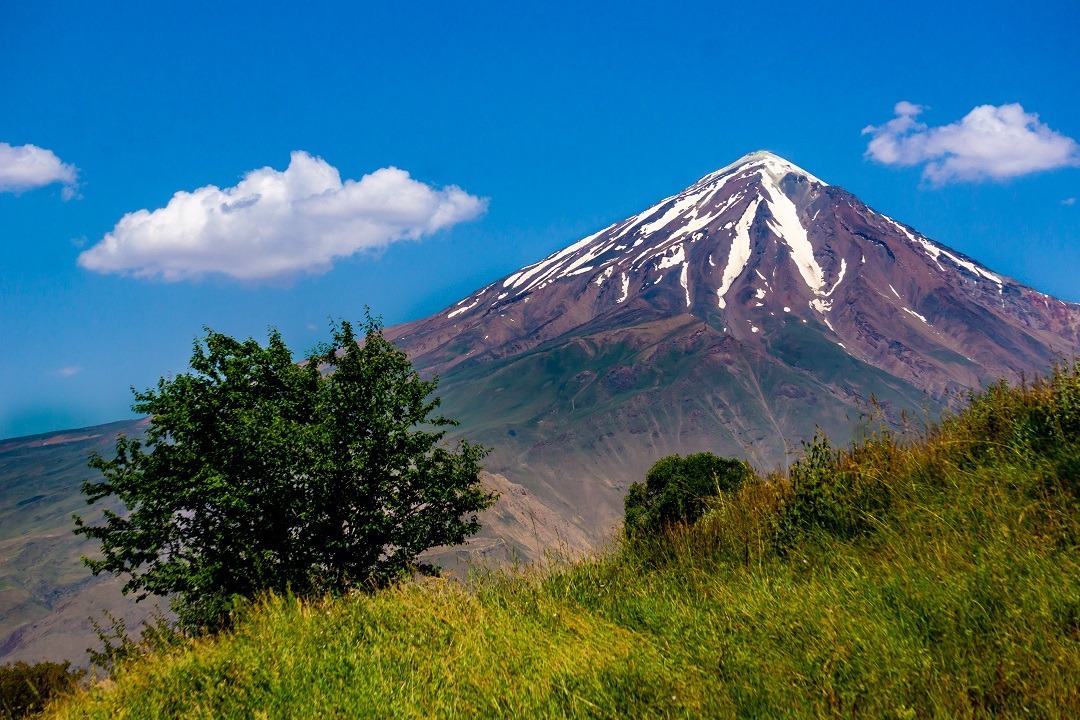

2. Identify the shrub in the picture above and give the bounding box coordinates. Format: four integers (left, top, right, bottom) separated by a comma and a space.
775, 431, 898, 546
0, 661, 83, 719
86, 606, 180, 673
624, 452, 753, 536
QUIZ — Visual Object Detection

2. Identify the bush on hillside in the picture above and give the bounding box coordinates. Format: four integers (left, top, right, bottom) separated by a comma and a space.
958, 369, 1080, 503
0, 661, 83, 719
624, 452, 753, 536
775, 432, 895, 545
86, 606, 180, 673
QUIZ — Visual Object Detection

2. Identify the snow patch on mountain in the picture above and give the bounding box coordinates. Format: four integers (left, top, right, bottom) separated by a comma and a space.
618, 272, 630, 303
718, 198, 761, 309
903, 307, 930, 324
447, 299, 479, 319
825, 259, 846, 297
656, 244, 685, 271
760, 170, 825, 295
886, 218, 1004, 287
594, 266, 614, 287
637, 189, 711, 237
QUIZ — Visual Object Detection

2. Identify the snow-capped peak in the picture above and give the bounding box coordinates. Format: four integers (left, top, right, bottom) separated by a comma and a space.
437, 147, 1056, 374
698, 150, 828, 189
472, 151, 833, 305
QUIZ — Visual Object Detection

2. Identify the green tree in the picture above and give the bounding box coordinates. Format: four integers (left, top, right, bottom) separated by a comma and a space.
74, 316, 494, 631
624, 452, 752, 536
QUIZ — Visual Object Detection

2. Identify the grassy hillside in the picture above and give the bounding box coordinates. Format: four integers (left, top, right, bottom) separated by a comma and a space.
46, 365, 1080, 718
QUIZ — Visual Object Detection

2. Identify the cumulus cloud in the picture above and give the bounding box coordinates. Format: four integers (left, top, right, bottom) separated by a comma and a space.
1063, 197, 1076, 207
0, 142, 80, 198
78, 152, 487, 281
862, 102, 1080, 185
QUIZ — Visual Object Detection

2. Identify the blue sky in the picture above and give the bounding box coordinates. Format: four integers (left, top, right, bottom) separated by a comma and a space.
1, 0, 1078, 439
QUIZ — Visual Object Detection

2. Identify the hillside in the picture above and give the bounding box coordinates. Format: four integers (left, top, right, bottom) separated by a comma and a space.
0, 420, 161, 665
45, 363, 1080, 719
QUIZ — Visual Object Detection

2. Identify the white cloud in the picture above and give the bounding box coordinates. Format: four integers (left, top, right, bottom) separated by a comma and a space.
863, 102, 1080, 185
78, 152, 487, 281
0, 142, 79, 198
52, 366, 82, 377
1063, 197, 1077, 206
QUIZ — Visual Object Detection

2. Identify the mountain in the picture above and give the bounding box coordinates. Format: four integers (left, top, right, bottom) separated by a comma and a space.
386, 150, 1080, 545
3, 151, 1078, 665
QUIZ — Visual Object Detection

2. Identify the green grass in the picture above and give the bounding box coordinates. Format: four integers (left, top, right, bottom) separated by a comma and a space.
45, 365, 1080, 718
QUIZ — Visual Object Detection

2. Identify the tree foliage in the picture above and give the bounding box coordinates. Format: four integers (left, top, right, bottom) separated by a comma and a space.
74, 316, 494, 631
624, 452, 752, 536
